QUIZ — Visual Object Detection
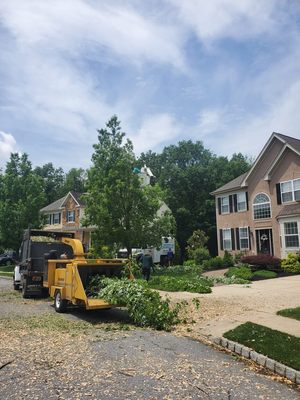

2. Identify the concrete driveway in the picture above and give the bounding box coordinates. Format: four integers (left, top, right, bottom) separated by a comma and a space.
167, 275, 300, 338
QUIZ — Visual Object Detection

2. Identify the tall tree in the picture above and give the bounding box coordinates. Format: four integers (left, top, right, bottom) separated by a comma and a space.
0, 153, 45, 250
62, 168, 87, 194
138, 141, 251, 260
84, 116, 175, 255
34, 162, 64, 204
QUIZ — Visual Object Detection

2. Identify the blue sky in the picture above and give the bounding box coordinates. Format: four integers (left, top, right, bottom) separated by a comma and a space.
0, 0, 300, 170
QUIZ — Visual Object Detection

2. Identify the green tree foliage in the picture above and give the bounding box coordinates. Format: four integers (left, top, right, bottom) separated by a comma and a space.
34, 162, 64, 204
139, 142, 251, 260
84, 116, 175, 255
62, 168, 86, 194
0, 153, 45, 250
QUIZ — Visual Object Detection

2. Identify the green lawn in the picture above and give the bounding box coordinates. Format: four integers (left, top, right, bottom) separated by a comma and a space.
0, 264, 14, 277
277, 307, 300, 321
224, 322, 300, 371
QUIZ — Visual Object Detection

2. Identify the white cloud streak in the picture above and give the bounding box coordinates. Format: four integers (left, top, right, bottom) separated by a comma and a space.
0, 131, 18, 165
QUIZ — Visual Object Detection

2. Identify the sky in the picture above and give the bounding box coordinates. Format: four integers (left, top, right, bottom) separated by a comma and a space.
0, 0, 300, 170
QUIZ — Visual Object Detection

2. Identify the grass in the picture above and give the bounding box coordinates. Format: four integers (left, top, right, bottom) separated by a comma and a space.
0, 264, 14, 277
277, 307, 300, 321
224, 322, 300, 370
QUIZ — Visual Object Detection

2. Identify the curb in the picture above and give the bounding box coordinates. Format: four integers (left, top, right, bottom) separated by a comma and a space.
213, 336, 300, 385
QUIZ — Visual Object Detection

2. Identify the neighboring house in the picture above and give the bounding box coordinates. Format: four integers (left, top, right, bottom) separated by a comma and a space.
40, 167, 170, 252
40, 191, 93, 249
211, 132, 300, 259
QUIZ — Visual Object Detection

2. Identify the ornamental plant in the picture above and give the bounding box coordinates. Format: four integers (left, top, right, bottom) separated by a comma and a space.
281, 253, 300, 273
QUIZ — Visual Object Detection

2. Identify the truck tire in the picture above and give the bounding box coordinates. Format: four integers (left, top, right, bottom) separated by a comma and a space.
54, 290, 67, 313
22, 281, 30, 299
13, 280, 20, 291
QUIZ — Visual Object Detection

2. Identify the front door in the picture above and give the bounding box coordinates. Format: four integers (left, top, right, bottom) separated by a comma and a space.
256, 229, 273, 255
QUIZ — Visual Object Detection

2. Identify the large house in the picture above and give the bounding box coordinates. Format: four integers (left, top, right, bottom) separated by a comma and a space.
212, 132, 300, 259
40, 191, 93, 249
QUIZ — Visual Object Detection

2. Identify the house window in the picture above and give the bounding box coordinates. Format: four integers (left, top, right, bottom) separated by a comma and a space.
53, 213, 60, 224
239, 227, 249, 250
281, 179, 300, 203
284, 222, 299, 248
223, 229, 232, 250
46, 214, 52, 225
253, 193, 271, 220
67, 210, 75, 222
221, 196, 229, 214
237, 192, 246, 212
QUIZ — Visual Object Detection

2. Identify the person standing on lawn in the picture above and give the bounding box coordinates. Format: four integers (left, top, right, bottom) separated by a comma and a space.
141, 251, 154, 281
167, 248, 174, 267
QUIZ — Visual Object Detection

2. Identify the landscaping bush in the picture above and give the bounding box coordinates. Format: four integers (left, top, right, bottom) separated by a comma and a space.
241, 254, 281, 270
225, 265, 253, 281
147, 275, 212, 293
252, 270, 277, 279
193, 247, 210, 265
202, 256, 224, 271
223, 251, 234, 268
212, 276, 251, 285
94, 277, 180, 331
281, 253, 300, 273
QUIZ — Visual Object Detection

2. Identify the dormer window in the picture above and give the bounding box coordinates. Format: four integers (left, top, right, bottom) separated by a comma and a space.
67, 210, 75, 222
253, 193, 271, 220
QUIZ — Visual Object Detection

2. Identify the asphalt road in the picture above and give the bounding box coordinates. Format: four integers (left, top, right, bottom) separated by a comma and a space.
0, 278, 299, 400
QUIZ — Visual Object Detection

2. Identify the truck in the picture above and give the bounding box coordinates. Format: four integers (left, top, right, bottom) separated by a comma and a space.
117, 236, 175, 265
14, 229, 128, 312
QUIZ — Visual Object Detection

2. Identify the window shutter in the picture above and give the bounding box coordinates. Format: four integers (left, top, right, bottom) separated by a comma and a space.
276, 183, 282, 205
231, 228, 235, 250
236, 228, 240, 250
246, 191, 249, 210
233, 194, 238, 212
219, 230, 223, 251
217, 198, 221, 215
59, 213, 61, 224
229, 195, 233, 213
248, 227, 251, 250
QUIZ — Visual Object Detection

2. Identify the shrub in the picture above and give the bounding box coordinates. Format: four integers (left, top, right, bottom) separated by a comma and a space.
252, 270, 277, 279
193, 247, 210, 265
241, 254, 281, 269
202, 256, 224, 271
281, 253, 300, 273
213, 276, 250, 285
223, 251, 234, 268
225, 265, 253, 281
147, 275, 212, 293
96, 278, 180, 331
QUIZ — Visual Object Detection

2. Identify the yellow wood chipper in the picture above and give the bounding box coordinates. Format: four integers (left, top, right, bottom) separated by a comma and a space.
15, 229, 130, 312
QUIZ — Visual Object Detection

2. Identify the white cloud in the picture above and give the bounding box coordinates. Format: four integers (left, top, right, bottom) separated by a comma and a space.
169, 0, 280, 43
132, 114, 181, 153
0, 131, 18, 165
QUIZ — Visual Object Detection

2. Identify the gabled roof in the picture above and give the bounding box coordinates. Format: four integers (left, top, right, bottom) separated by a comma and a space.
211, 172, 248, 195
212, 132, 300, 196
241, 132, 300, 186
40, 195, 67, 212
40, 191, 85, 213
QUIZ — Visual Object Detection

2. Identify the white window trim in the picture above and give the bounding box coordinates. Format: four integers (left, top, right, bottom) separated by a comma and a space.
222, 228, 232, 251
237, 192, 247, 212
253, 193, 272, 220
221, 196, 230, 214
53, 212, 60, 225
67, 210, 76, 223
284, 221, 300, 249
280, 178, 300, 203
239, 227, 249, 250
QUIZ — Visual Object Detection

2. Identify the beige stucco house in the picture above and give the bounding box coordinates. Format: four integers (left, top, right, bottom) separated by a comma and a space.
40, 191, 93, 249
212, 132, 300, 259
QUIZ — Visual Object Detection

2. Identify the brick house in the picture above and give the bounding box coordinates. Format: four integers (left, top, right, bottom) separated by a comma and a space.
211, 132, 300, 259
40, 191, 93, 249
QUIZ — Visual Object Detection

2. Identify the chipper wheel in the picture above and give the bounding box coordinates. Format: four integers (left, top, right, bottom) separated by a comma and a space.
54, 290, 67, 313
